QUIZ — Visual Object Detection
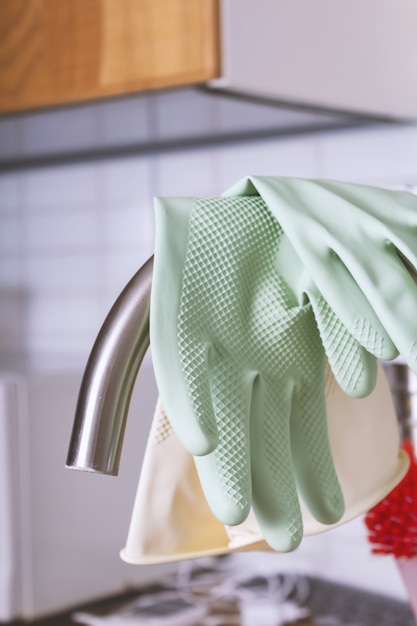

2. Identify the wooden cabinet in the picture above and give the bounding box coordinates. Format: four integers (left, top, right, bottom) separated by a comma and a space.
0, 0, 220, 114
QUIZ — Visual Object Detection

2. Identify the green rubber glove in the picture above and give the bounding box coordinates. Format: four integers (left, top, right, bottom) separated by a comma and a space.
151, 195, 346, 552
225, 177, 417, 379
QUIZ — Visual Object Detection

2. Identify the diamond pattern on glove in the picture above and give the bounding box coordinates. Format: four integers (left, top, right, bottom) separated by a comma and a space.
351, 317, 386, 358
314, 295, 366, 394
149, 401, 173, 445
177, 196, 343, 542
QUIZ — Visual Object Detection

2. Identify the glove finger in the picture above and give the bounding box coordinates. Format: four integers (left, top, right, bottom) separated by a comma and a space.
389, 229, 417, 276
179, 339, 220, 452
307, 286, 377, 398
153, 337, 219, 455
304, 252, 398, 361
345, 242, 417, 375
151, 197, 218, 456
250, 376, 303, 553
194, 358, 252, 526
290, 376, 345, 526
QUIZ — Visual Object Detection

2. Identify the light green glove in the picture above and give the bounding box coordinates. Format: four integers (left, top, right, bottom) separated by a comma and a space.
225, 177, 417, 379
151, 195, 347, 552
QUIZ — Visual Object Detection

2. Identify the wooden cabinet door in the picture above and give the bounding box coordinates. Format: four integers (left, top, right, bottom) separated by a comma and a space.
0, 0, 220, 114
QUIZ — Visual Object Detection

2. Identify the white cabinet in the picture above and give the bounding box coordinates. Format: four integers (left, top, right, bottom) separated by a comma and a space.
210, 0, 417, 119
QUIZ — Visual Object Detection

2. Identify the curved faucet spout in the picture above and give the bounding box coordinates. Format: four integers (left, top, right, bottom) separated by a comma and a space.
66, 256, 153, 475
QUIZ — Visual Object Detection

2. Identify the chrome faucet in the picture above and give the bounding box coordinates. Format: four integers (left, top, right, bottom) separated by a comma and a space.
66, 256, 153, 475
383, 361, 417, 446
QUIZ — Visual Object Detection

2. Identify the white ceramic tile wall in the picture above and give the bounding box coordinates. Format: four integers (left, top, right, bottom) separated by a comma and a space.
0, 173, 21, 210
1, 121, 417, 370
95, 96, 151, 146
0, 155, 155, 370
0, 118, 20, 160
20, 106, 99, 156
316, 124, 417, 186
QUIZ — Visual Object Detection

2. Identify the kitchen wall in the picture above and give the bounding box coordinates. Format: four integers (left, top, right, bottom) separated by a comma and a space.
1, 105, 416, 372
1, 91, 417, 605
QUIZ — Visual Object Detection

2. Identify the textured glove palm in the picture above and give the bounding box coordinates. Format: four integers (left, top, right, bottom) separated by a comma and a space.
151, 195, 347, 552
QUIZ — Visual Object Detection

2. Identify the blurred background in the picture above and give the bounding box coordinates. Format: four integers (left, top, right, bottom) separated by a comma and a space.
1, 0, 417, 623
